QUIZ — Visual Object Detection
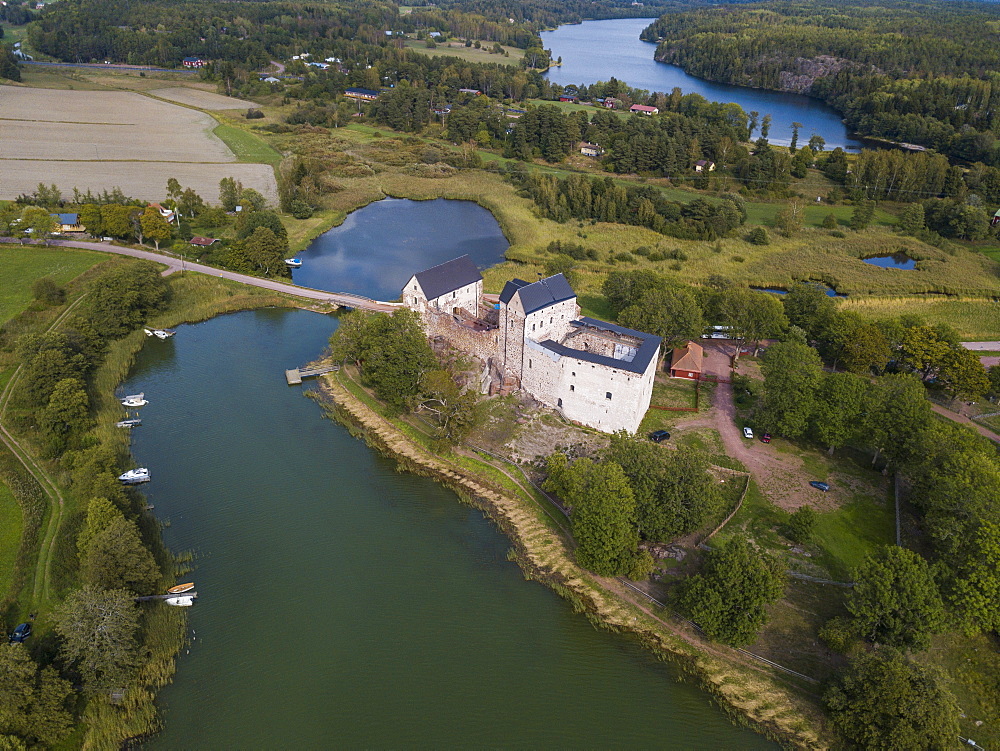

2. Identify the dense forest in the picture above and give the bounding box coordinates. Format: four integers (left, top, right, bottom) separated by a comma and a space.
642, 0, 1000, 164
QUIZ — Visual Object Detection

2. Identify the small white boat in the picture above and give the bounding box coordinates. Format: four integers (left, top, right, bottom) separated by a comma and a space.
153, 329, 176, 339
118, 468, 150, 484
285, 258, 302, 267
121, 393, 148, 407
115, 418, 142, 428
165, 595, 195, 607
144, 328, 155, 337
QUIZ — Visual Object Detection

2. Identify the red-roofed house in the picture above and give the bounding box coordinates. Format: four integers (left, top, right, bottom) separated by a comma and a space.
629, 104, 659, 115
669, 340, 703, 380
694, 159, 716, 173
189, 236, 218, 247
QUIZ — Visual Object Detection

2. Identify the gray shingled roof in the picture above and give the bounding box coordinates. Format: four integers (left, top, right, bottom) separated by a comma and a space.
499, 278, 530, 305
536, 317, 662, 375
413, 255, 482, 301
501, 274, 575, 314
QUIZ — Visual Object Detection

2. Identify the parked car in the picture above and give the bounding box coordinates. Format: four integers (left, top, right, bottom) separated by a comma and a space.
760, 433, 771, 443
742, 426, 754, 439
809, 481, 830, 492
9, 622, 31, 644
649, 430, 671, 443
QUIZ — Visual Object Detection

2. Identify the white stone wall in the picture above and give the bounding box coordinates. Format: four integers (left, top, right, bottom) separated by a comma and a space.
521, 340, 660, 434
404, 278, 482, 316
523, 298, 578, 343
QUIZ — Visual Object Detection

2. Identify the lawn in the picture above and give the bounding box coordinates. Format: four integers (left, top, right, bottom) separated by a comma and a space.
810, 497, 895, 580
0, 245, 105, 324
0, 481, 23, 600
402, 39, 521, 66
212, 123, 282, 166
650, 376, 699, 410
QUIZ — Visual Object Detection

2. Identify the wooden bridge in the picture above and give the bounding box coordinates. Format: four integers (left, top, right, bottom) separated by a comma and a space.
285, 364, 340, 385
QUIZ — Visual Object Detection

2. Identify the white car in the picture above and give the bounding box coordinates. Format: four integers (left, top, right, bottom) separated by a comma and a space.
742, 427, 754, 439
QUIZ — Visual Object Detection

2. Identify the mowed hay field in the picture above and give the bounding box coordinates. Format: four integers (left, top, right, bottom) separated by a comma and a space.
0, 86, 277, 202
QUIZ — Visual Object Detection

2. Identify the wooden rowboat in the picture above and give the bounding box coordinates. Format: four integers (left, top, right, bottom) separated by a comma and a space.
167, 583, 195, 594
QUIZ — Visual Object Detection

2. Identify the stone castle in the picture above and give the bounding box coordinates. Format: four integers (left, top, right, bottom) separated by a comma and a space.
402, 256, 661, 434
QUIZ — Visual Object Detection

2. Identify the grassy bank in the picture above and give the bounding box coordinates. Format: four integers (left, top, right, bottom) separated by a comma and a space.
317, 369, 833, 749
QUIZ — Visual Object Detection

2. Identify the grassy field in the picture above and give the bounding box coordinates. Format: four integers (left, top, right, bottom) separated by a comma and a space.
0, 482, 23, 600
839, 296, 1000, 340
0, 245, 105, 324
402, 39, 521, 66
213, 122, 283, 166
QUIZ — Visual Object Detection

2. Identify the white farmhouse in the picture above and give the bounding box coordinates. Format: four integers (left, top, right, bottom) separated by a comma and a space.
402, 255, 483, 317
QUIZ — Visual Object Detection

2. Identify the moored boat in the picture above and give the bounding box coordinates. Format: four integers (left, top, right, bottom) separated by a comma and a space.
165, 595, 195, 607
153, 329, 176, 339
118, 468, 150, 484
115, 418, 142, 428
285, 257, 302, 267
167, 582, 195, 594
144, 328, 155, 337
121, 393, 148, 407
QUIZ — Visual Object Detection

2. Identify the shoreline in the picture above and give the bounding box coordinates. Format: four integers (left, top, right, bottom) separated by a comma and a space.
316, 369, 832, 749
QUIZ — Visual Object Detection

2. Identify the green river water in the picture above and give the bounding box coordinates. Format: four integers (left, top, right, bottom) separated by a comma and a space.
126, 308, 774, 748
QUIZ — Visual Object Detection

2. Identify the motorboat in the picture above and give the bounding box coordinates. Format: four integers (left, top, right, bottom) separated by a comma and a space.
285, 257, 302, 267
144, 328, 175, 339
165, 595, 195, 607
167, 583, 195, 594
118, 468, 150, 485
115, 418, 142, 428
121, 393, 147, 407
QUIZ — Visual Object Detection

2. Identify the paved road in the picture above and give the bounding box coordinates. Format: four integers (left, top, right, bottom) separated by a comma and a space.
22, 61, 196, 74
2, 238, 400, 312
963, 342, 1000, 351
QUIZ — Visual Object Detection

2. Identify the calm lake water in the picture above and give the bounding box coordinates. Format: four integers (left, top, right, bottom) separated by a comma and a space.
132, 308, 775, 748
863, 253, 917, 270
291, 198, 510, 301
543, 18, 861, 151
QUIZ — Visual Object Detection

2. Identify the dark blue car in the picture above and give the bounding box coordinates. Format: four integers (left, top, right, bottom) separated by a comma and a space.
809, 481, 830, 492
649, 430, 671, 443
9, 622, 31, 643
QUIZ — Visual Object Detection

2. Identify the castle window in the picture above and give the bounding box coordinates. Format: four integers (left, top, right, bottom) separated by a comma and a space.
528, 359, 532, 368
570, 385, 575, 392
550, 317, 553, 324
557, 398, 563, 407
532, 323, 536, 331
606, 392, 612, 400
572, 372, 575, 377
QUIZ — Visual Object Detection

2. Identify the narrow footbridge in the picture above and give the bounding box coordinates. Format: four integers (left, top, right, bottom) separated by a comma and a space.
2, 238, 402, 312
285, 364, 340, 385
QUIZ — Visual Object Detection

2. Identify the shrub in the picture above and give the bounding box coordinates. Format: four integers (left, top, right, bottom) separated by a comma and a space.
821, 213, 838, 229
783, 505, 816, 543
745, 227, 769, 245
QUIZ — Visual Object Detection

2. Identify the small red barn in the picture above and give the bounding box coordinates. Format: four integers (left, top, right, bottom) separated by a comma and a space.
669, 341, 703, 380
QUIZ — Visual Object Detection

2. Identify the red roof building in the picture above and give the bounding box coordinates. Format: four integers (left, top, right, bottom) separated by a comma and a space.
629, 104, 659, 115
669, 341, 703, 380
189, 236, 218, 247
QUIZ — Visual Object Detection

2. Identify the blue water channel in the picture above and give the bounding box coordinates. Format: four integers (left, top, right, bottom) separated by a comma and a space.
542, 18, 861, 151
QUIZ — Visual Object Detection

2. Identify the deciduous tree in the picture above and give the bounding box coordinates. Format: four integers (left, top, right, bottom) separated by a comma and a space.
54, 586, 141, 695
139, 206, 172, 251
759, 340, 823, 438
847, 546, 946, 650
825, 648, 959, 750
677, 536, 785, 646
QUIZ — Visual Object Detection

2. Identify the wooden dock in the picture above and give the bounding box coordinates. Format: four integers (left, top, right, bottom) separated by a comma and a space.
285, 364, 339, 385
